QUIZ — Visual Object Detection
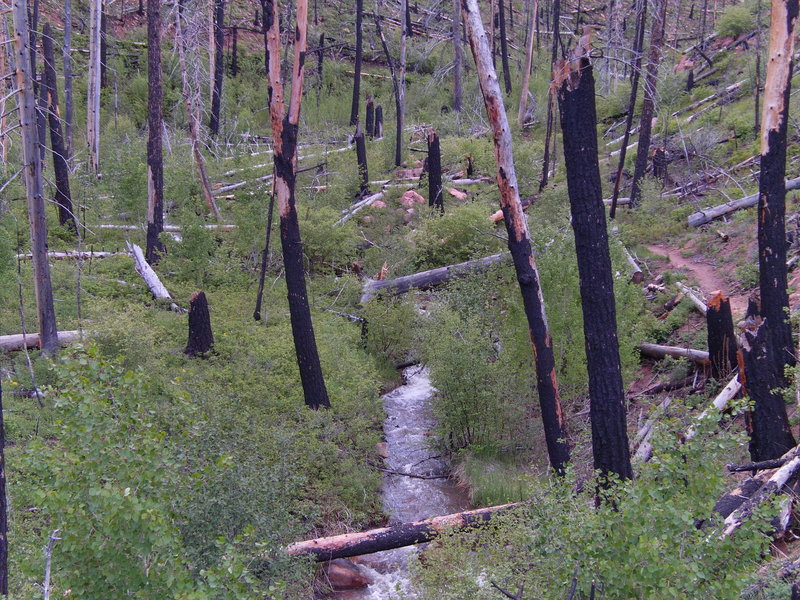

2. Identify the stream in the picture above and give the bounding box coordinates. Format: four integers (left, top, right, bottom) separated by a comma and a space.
333, 365, 470, 599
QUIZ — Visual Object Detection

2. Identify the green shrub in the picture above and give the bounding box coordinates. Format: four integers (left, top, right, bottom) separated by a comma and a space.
717, 3, 755, 38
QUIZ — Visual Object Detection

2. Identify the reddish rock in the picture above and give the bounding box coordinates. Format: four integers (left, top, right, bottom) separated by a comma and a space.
324, 559, 372, 590
372, 200, 387, 209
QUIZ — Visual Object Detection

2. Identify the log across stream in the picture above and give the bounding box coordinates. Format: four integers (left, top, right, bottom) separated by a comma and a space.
330, 366, 469, 598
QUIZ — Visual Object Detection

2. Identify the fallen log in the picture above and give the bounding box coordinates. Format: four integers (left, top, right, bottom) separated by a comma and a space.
687, 176, 800, 227
0, 330, 81, 352
676, 282, 708, 315
16, 251, 126, 260
286, 503, 516, 561
632, 396, 673, 462
620, 243, 643, 283
360, 253, 510, 304
727, 457, 790, 472
126, 242, 183, 312
637, 342, 710, 364
335, 191, 387, 226
97, 224, 237, 232
685, 373, 742, 441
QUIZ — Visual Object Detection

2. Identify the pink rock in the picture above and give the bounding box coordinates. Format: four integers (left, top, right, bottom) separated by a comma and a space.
324, 559, 372, 590
372, 200, 387, 209
401, 190, 426, 205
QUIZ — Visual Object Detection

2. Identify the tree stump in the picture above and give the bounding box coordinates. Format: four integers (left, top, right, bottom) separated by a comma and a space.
706, 291, 738, 380
375, 105, 383, 139
366, 97, 375, 139
427, 129, 443, 212
185, 292, 214, 357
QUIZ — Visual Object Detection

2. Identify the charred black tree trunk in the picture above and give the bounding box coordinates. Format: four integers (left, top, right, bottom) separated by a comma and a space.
498, 0, 512, 94
758, 0, 798, 372
741, 314, 796, 461
427, 129, 443, 212
354, 123, 369, 196
706, 291, 738, 380
556, 38, 632, 482
145, 0, 165, 263
538, 0, 560, 191
0, 380, 6, 596
366, 96, 374, 139
375, 105, 383, 138
209, 0, 225, 136
349, 0, 363, 126
652, 146, 667, 183
629, 0, 667, 207
185, 291, 214, 356
316, 32, 324, 107
231, 25, 239, 76
100, 3, 108, 88
42, 24, 76, 232
253, 186, 275, 321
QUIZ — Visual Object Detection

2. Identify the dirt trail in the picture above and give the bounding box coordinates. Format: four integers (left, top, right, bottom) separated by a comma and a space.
646, 244, 748, 317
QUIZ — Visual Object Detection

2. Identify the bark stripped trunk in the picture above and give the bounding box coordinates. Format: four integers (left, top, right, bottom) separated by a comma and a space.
231, 25, 238, 76
0, 379, 6, 596
741, 314, 796, 461
100, 3, 107, 89
462, 0, 570, 473
453, 0, 463, 111
427, 128, 443, 212
42, 24, 76, 231
706, 290, 738, 380
354, 122, 368, 196
267, 0, 330, 409
185, 291, 214, 356
146, 0, 165, 263
538, 0, 560, 191
374, 7, 405, 166
86, 0, 102, 173
63, 0, 73, 158
316, 32, 323, 107
629, 0, 667, 207
0, 23, 8, 165
209, 0, 224, 136
608, 0, 647, 219
349, 0, 363, 126
175, 0, 220, 219
758, 0, 798, 372
13, 0, 58, 355
555, 32, 632, 482
518, 0, 538, 127
498, 0, 511, 94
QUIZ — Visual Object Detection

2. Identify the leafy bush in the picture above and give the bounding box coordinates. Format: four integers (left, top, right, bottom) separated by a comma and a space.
717, 3, 755, 38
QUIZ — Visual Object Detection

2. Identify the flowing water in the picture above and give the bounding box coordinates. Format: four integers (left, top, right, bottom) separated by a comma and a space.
332, 365, 470, 599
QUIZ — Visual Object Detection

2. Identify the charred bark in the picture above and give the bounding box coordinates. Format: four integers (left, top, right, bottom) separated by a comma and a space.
758, 0, 798, 371
365, 96, 374, 138
741, 315, 796, 461
253, 183, 275, 321
555, 33, 632, 482
463, 0, 570, 474
427, 129, 443, 212
100, 3, 107, 88
0, 380, 6, 595
538, 0, 560, 191
629, 0, 667, 207
498, 0, 512, 94
42, 24, 76, 231
185, 291, 214, 356
268, 0, 330, 409
706, 291, 738, 380
354, 122, 369, 196
375, 104, 383, 138
349, 0, 363, 126
231, 25, 238, 76
63, 0, 73, 157
453, 0, 463, 111
209, 0, 225, 136
146, 0, 165, 263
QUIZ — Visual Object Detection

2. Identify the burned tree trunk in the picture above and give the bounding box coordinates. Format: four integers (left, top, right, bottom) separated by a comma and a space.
518, 0, 538, 127
316, 32, 323, 107
185, 291, 214, 356
498, 0, 511, 94
354, 122, 369, 196
13, 0, 59, 356
253, 180, 275, 321
758, 0, 798, 371
42, 24, 76, 231
555, 31, 632, 482
365, 96, 374, 138
741, 314, 796, 461
629, 0, 667, 207
146, 0, 165, 263
463, 0, 570, 474
427, 129, 443, 212
230, 25, 238, 76
538, 0, 560, 191
706, 291, 738, 380
452, 0, 463, 111
267, 0, 330, 409
349, 0, 363, 126
0, 380, 6, 595
375, 7, 406, 166
651, 146, 667, 183
86, 0, 102, 172
100, 3, 107, 89
209, 0, 224, 136
63, 0, 73, 158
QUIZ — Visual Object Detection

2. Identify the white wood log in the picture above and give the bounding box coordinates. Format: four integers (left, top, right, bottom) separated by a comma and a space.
685, 373, 742, 441
676, 282, 708, 315
335, 191, 386, 225
15, 251, 127, 260
0, 330, 81, 351
126, 242, 182, 312
638, 342, 710, 364
687, 176, 800, 227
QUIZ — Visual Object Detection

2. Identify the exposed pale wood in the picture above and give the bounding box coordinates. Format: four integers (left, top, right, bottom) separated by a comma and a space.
620, 243, 643, 283
632, 396, 672, 462
335, 191, 386, 225
637, 342, 710, 364
16, 250, 126, 260
126, 242, 181, 312
286, 503, 517, 561
0, 330, 80, 351
676, 282, 708, 315
685, 373, 741, 441
687, 176, 800, 226
86, 0, 102, 172
360, 253, 510, 304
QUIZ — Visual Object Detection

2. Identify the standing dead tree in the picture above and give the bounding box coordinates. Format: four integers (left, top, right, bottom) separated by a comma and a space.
12, 0, 59, 355
146, 0, 165, 263
86, 0, 102, 173
42, 23, 77, 231
267, 0, 330, 409
209, 0, 224, 136
452, 0, 463, 111
374, 1, 407, 166
62, 0, 73, 157
517, 0, 538, 127
629, 0, 667, 207
556, 30, 632, 482
538, 0, 560, 191
175, 0, 220, 218
349, 0, 363, 126
185, 291, 214, 356
757, 0, 798, 372
427, 128, 443, 212
462, 0, 570, 474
